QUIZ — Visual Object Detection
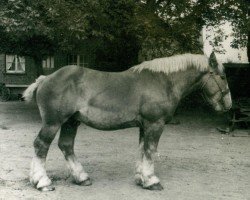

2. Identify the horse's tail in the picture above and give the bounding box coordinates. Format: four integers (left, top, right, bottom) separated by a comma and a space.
23, 75, 47, 102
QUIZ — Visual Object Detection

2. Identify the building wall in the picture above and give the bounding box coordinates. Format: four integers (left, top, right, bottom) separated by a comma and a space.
0, 52, 70, 84
0, 50, 94, 86
43, 52, 68, 75
0, 54, 37, 85
54, 52, 68, 69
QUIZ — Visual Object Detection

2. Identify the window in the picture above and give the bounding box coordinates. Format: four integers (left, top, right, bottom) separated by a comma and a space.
6, 55, 25, 74
42, 56, 54, 69
68, 54, 88, 67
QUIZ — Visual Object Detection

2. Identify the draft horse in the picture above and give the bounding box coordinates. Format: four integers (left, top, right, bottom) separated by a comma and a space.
23, 52, 232, 191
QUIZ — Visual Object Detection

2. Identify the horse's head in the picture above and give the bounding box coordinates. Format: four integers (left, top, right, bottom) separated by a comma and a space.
200, 52, 232, 112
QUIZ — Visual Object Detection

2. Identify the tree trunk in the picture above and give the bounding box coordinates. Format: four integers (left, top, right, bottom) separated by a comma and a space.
248, 3, 250, 62
248, 32, 250, 62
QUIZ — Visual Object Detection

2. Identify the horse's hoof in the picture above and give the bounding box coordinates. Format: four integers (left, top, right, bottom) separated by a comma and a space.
144, 183, 164, 191
38, 185, 55, 192
135, 175, 143, 186
135, 179, 143, 186
76, 178, 92, 186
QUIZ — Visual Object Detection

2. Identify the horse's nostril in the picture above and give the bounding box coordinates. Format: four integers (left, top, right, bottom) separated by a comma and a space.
224, 105, 232, 111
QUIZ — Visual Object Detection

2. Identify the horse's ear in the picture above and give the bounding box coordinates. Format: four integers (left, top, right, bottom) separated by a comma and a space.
209, 51, 218, 69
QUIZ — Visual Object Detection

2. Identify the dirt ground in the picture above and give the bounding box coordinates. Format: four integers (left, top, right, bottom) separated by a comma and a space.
0, 101, 249, 200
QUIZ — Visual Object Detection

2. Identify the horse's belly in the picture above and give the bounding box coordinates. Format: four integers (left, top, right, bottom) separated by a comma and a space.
77, 106, 138, 130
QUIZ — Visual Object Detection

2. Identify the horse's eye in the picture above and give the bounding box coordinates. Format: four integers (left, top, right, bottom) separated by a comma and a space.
209, 71, 213, 74
220, 75, 225, 79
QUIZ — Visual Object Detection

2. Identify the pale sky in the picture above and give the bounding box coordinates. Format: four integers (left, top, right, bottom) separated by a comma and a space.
203, 22, 248, 63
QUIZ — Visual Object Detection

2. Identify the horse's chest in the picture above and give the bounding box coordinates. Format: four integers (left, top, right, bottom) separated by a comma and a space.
138, 98, 175, 123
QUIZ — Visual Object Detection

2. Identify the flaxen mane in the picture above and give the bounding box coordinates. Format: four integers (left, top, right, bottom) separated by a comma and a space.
132, 54, 210, 74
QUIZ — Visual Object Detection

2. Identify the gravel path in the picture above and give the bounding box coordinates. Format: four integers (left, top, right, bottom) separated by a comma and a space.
0, 101, 249, 200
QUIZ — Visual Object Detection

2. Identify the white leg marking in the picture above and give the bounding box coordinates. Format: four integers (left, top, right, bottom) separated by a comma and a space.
135, 142, 144, 184
141, 155, 160, 187
136, 153, 160, 187
67, 156, 89, 183
30, 156, 52, 189
141, 155, 154, 177
135, 161, 143, 185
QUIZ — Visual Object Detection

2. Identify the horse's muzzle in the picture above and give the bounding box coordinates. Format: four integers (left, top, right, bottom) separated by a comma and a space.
222, 92, 232, 112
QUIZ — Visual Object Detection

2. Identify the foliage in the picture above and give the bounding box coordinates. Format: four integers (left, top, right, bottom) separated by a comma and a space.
0, 0, 138, 68
0, 0, 248, 71
134, 0, 249, 61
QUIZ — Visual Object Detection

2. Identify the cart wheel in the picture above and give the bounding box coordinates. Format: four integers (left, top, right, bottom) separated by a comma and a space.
0, 85, 11, 101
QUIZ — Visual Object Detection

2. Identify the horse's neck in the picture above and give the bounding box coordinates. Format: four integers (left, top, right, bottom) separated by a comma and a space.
168, 69, 206, 99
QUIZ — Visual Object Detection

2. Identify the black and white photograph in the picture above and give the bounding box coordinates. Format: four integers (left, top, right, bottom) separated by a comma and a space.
0, 0, 249, 199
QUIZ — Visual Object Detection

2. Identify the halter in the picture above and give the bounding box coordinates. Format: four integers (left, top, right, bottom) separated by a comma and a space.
200, 71, 230, 104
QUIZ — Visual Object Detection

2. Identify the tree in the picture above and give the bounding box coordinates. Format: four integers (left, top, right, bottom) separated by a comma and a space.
133, 0, 249, 61
0, 0, 248, 74
0, 0, 139, 73
0, 0, 57, 75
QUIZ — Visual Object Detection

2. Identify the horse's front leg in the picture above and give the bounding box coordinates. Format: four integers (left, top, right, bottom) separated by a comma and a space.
135, 119, 164, 190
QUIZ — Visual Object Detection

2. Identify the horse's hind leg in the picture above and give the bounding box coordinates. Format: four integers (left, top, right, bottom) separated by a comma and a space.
30, 123, 60, 191
58, 117, 91, 186
135, 119, 164, 190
